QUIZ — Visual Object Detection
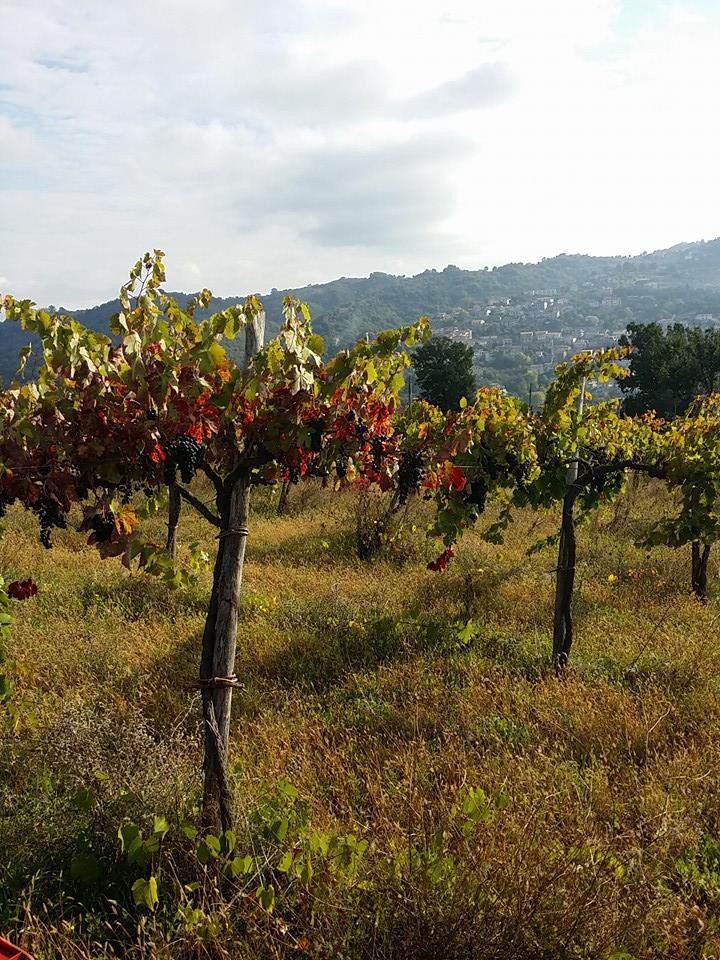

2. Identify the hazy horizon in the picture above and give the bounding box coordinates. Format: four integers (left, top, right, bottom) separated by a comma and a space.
26, 234, 719, 314
2, 0, 720, 308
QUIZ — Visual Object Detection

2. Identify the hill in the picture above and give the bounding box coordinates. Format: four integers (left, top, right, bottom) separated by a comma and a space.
3, 237, 720, 388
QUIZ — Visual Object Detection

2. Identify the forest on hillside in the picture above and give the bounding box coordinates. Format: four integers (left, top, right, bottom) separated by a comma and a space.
3, 238, 720, 388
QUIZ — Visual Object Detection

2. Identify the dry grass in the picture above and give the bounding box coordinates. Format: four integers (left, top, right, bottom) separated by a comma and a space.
1, 479, 720, 959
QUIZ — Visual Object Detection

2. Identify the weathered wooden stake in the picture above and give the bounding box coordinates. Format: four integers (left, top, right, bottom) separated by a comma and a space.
166, 484, 181, 559
691, 541, 711, 602
552, 489, 578, 669
277, 478, 291, 516
201, 310, 265, 831
552, 378, 585, 671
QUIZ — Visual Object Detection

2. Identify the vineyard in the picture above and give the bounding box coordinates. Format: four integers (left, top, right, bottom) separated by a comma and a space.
1, 254, 720, 959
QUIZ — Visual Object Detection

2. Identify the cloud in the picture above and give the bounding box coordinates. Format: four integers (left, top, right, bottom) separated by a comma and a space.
401, 63, 516, 118
34, 56, 88, 73
0, 0, 719, 307
243, 133, 474, 247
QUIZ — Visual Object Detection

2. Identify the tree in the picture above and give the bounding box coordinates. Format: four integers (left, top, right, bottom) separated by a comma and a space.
619, 322, 720, 417
0, 251, 429, 831
413, 336, 476, 412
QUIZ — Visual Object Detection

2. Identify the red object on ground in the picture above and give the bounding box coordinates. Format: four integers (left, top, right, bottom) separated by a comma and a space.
0, 936, 33, 960
7, 579, 39, 600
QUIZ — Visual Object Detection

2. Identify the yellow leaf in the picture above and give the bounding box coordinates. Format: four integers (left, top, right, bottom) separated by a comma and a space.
114, 507, 138, 537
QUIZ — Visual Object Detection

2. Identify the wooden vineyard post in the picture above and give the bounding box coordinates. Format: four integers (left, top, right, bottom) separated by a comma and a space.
552, 377, 586, 670
201, 310, 265, 831
166, 484, 181, 559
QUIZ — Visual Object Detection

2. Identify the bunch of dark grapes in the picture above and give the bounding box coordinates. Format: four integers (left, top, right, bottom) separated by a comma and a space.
163, 436, 202, 485
336, 456, 349, 479
505, 452, 527, 487
256, 443, 274, 465
370, 437, 385, 472
33, 496, 67, 549
397, 450, 425, 504
90, 512, 115, 543
467, 478, 488, 513
346, 412, 368, 444
118, 480, 134, 505
307, 419, 324, 454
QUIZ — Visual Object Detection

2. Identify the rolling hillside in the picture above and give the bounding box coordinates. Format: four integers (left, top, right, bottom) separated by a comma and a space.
2, 237, 720, 384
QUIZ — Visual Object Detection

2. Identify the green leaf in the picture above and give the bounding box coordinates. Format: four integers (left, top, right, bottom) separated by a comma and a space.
456, 620, 475, 646
256, 884, 275, 912
118, 822, 141, 853
197, 834, 221, 864
277, 779, 298, 802
224, 854, 254, 879
153, 815, 170, 839
206, 341, 226, 367
132, 876, 159, 911
299, 857, 314, 885
278, 851, 293, 873
16, 344, 32, 376
308, 831, 330, 857
390, 371, 405, 394
307, 333, 324, 355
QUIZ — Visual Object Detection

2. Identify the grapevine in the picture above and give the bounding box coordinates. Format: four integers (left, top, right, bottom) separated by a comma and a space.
0, 252, 430, 831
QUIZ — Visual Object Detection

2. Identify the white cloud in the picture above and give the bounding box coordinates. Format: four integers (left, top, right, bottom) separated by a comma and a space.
0, 0, 718, 306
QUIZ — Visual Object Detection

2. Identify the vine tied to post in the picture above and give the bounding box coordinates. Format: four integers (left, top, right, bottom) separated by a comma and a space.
191, 675, 242, 690
215, 527, 250, 539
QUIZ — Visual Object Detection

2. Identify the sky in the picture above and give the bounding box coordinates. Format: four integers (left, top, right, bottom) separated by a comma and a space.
1, 0, 719, 307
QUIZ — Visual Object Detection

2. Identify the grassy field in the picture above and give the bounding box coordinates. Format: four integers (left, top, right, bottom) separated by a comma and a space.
1, 480, 719, 959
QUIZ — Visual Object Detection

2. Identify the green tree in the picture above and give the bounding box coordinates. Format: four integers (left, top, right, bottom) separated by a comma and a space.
619, 322, 720, 417
413, 336, 476, 411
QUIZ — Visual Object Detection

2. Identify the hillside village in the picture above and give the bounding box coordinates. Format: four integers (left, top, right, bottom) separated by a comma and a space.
434, 277, 720, 396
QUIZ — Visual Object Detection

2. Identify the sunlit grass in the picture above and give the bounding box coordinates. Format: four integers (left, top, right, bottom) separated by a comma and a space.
1, 479, 719, 958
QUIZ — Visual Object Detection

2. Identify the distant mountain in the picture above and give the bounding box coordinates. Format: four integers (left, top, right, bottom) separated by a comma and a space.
2, 237, 720, 385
